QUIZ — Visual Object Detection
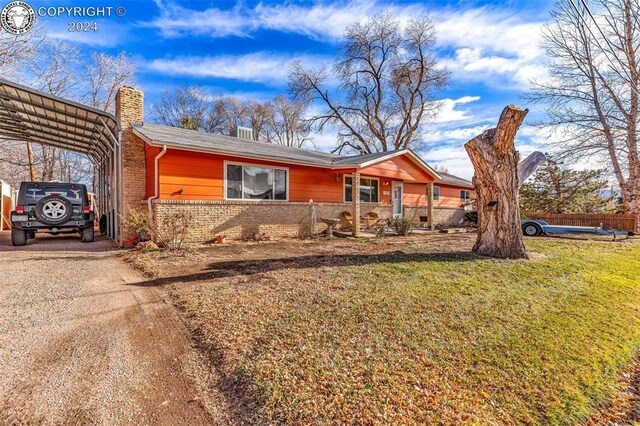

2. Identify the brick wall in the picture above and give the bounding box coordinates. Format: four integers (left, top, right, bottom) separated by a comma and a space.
403, 205, 467, 228
115, 86, 146, 232
153, 200, 392, 242
152, 200, 469, 242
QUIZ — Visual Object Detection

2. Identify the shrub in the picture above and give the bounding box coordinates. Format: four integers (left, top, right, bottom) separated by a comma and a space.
390, 217, 412, 236
156, 210, 194, 250
464, 211, 478, 224
123, 209, 152, 240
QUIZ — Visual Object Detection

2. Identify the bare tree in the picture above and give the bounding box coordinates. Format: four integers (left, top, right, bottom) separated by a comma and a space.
289, 14, 448, 154
149, 85, 312, 145
83, 51, 136, 112
0, 29, 42, 76
210, 96, 252, 136
264, 95, 312, 148
528, 0, 640, 214
433, 164, 449, 174
0, 140, 35, 187
149, 86, 212, 130
25, 41, 82, 181
27, 40, 81, 98
0, 30, 42, 182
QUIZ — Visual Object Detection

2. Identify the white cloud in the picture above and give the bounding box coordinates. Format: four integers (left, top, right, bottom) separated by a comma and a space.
144, 1, 548, 89
144, 52, 330, 85
40, 19, 128, 48
440, 47, 547, 89
147, 0, 426, 41
145, 0, 249, 38
420, 145, 474, 179
433, 96, 481, 123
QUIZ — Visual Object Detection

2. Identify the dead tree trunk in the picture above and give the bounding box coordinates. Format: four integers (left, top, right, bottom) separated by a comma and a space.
464, 105, 529, 259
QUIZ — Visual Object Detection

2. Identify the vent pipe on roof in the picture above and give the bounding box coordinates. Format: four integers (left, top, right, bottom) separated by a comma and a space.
231, 126, 253, 141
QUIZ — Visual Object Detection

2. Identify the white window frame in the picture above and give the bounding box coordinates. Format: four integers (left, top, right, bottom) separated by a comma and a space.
343, 175, 380, 203
461, 189, 471, 203
433, 185, 440, 201
223, 160, 290, 202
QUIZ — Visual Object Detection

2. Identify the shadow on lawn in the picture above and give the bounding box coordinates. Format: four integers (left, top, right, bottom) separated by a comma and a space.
128, 250, 478, 288
127, 249, 478, 423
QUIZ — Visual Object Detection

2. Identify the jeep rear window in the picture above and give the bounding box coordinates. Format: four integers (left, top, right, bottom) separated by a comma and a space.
24, 184, 84, 202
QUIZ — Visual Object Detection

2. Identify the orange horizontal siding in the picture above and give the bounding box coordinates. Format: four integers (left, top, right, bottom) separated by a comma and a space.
360, 156, 435, 183
434, 184, 474, 208
404, 182, 428, 205
141, 139, 461, 205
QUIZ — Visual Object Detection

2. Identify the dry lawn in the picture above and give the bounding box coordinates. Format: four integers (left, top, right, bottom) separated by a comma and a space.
124, 233, 640, 425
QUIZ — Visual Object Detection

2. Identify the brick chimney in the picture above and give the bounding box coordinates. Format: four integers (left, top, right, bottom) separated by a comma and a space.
115, 86, 146, 227
116, 86, 144, 127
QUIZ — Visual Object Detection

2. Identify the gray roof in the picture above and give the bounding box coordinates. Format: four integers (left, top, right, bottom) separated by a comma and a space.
132, 123, 473, 187
437, 172, 474, 188
132, 122, 338, 166
331, 150, 401, 165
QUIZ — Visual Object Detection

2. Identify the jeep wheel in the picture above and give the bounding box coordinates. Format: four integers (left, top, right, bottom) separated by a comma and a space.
35, 195, 73, 225
11, 228, 27, 246
81, 226, 95, 243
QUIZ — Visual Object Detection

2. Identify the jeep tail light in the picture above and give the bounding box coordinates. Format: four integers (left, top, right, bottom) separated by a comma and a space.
82, 205, 91, 214
16, 205, 24, 214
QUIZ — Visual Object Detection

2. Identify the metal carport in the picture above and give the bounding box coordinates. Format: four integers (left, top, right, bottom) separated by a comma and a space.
0, 77, 123, 246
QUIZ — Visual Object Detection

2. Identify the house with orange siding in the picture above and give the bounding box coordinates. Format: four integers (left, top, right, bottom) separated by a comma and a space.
116, 86, 475, 241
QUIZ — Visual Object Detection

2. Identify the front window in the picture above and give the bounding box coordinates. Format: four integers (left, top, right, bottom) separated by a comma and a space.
226, 163, 287, 200
433, 185, 440, 201
344, 176, 379, 203
461, 190, 471, 203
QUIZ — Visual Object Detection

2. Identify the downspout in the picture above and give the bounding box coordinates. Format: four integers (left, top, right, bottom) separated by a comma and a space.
148, 145, 168, 240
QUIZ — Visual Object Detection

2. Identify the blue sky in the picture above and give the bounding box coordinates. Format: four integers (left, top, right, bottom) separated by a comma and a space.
22, 0, 557, 178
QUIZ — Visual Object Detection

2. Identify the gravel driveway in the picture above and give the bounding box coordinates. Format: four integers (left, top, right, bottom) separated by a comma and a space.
0, 232, 214, 425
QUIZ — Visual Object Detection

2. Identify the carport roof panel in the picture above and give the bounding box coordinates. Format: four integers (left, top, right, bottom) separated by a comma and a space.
0, 77, 121, 158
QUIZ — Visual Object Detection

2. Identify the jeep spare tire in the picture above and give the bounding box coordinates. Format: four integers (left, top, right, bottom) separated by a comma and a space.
35, 195, 73, 225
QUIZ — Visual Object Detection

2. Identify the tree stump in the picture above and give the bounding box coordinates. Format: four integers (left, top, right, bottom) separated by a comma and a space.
464, 105, 529, 259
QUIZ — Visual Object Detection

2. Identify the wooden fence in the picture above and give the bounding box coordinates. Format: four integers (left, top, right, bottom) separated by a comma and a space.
523, 212, 639, 232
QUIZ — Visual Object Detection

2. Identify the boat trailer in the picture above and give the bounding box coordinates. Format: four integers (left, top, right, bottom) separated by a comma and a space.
521, 220, 629, 239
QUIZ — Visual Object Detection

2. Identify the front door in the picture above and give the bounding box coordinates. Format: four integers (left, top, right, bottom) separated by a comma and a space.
392, 182, 403, 218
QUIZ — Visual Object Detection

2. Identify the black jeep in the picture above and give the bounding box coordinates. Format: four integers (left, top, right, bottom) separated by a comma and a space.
10, 182, 95, 246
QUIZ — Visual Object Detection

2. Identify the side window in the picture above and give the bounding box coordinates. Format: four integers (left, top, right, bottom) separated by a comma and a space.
433, 185, 440, 201
461, 190, 471, 203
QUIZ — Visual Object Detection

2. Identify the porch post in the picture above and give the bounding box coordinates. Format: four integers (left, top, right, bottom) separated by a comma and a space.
426, 182, 434, 230
352, 172, 360, 236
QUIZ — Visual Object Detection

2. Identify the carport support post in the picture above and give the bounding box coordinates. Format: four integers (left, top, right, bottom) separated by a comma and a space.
101, 116, 123, 247
351, 172, 360, 236
111, 141, 118, 244
117, 130, 123, 247
426, 182, 434, 230
106, 155, 113, 240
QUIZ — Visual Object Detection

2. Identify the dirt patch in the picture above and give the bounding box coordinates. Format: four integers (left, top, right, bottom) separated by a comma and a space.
0, 232, 218, 425
122, 233, 478, 279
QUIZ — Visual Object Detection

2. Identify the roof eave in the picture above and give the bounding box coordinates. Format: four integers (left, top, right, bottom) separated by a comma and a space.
134, 128, 353, 169
349, 149, 442, 180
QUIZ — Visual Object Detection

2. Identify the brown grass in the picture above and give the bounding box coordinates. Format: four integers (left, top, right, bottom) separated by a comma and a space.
123, 234, 640, 425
